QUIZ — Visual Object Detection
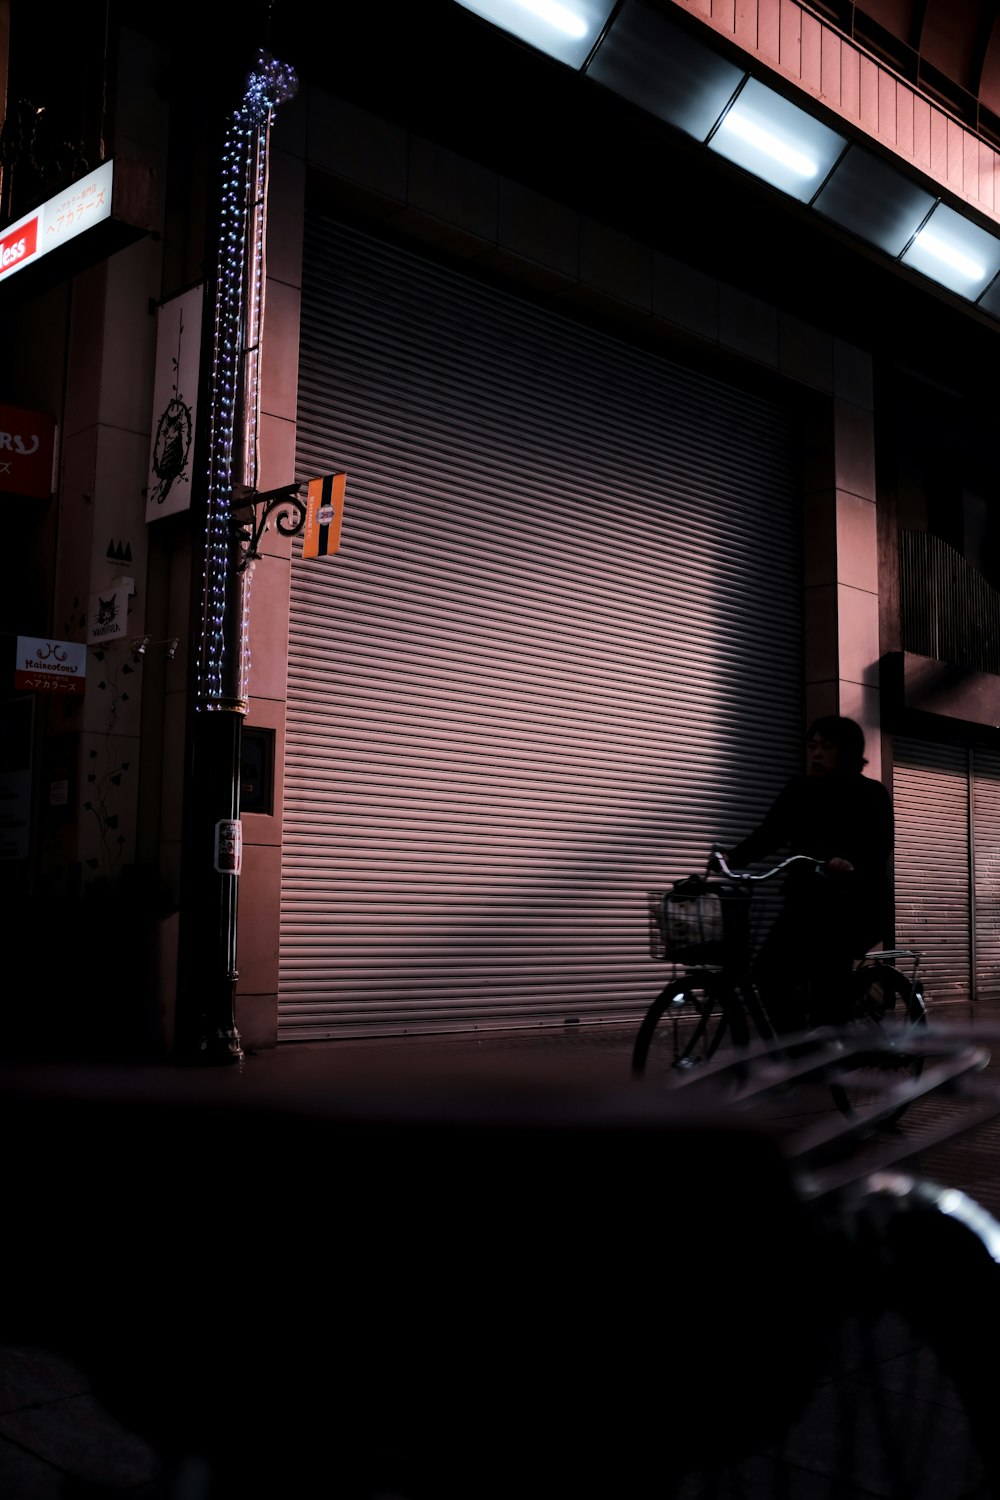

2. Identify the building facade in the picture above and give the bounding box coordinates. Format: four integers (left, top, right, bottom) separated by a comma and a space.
3, 0, 1000, 1057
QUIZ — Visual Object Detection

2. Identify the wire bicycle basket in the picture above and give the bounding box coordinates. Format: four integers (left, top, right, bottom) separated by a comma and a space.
648, 876, 752, 967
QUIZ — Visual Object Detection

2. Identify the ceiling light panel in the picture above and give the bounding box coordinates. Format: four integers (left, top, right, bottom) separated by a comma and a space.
813, 145, 935, 256
453, 0, 617, 68
707, 78, 847, 203
585, 0, 745, 140
900, 202, 1000, 300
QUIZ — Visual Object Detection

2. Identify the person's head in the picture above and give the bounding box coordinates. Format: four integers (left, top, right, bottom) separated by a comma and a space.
806, 715, 867, 777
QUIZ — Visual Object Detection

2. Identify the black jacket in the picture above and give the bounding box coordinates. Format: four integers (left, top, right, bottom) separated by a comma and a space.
726, 771, 894, 911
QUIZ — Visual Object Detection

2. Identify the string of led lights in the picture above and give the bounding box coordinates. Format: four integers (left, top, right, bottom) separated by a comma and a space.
234, 112, 271, 709
196, 50, 298, 713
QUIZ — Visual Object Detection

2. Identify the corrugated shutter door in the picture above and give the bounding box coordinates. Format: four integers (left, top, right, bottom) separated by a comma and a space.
973, 748, 1000, 1004
278, 214, 802, 1041
893, 738, 970, 1005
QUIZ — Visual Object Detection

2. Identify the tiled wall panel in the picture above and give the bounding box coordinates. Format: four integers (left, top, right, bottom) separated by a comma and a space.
878, 70, 897, 145
735, 0, 757, 50
759, 0, 780, 64
859, 56, 879, 133
779, 0, 800, 72
897, 89, 914, 157
821, 25, 841, 107
801, 11, 822, 91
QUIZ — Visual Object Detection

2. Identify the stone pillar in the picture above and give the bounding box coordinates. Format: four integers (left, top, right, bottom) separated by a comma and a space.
802, 341, 882, 781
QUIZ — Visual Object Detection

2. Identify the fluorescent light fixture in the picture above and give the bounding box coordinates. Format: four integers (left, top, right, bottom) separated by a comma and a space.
813, 145, 935, 257
707, 78, 846, 203
585, 1, 745, 140
516, 0, 587, 37
718, 113, 816, 176
914, 229, 983, 280
453, 0, 616, 68
900, 201, 1000, 300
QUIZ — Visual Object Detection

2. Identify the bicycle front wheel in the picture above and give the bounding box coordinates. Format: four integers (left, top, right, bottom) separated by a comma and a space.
668, 1182, 1000, 1500
829, 966, 927, 1125
631, 976, 725, 1079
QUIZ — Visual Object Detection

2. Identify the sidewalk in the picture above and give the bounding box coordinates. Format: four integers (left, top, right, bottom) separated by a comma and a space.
2, 1016, 999, 1498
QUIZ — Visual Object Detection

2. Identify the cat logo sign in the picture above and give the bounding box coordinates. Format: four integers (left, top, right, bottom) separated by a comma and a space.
302, 471, 346, 559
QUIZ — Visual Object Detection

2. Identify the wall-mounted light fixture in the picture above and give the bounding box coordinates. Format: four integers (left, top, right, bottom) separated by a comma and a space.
131, 635, 179, 659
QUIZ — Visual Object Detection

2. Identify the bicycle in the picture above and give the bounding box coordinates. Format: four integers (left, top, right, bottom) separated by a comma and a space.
633, 849, 928, 1124
660, 1021, 1000, 1498
633, 849, 801, 1076
829, 944, 929, 1125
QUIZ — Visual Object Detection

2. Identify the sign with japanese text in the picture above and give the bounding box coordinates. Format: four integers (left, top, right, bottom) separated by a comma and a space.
0, 160, 114, 286
146, 284, 203, 520
302, 471, 346, 559
214, 819, 243, 874
0, 401, 56, 498
86, 584, 130, 645
15, 636, 87, 696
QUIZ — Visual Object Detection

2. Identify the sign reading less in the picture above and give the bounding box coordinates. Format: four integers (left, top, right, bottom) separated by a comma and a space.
302, 472, 346, 559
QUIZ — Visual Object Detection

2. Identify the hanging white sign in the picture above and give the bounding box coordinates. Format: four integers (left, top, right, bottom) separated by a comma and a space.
86, 584, 130, 644
0, 161, 114, 286
146, 283, 203, 521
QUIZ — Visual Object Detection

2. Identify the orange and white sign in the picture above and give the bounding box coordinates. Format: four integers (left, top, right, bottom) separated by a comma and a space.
0, 161, 114, 285
302, 471, 346, 559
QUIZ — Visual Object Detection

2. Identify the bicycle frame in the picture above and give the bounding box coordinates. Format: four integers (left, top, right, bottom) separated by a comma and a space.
636, 848, 926, 1093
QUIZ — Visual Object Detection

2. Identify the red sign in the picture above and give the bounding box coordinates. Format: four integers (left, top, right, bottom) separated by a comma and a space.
0, 402, 56, 498
0, 215, 39, 279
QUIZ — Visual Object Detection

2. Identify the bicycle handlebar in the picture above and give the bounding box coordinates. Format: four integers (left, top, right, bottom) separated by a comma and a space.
709, 848, 826, 882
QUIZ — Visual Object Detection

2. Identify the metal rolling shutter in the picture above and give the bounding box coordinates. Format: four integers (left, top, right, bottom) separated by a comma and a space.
893, 738, 970, 1006
278, 213, 802, 1041
973, 748, 1000, 1005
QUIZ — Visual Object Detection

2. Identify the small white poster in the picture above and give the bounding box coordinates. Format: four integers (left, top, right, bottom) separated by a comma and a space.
87, 585, 130, 645
146, 283, 203, 521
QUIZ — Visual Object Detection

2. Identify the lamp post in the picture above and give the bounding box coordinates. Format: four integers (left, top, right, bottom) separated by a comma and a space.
173, 49, 299, 1065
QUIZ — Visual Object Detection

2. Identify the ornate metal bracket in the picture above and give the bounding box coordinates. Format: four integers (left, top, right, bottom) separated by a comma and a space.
230, 481, 306, 572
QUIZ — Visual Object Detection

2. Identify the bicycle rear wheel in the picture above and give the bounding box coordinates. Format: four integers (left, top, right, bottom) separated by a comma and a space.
631, 976, 725, 1079
829, 965, 927, 1125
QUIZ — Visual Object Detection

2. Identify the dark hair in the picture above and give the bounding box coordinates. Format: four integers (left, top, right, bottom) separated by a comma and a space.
806, 715, 867, 774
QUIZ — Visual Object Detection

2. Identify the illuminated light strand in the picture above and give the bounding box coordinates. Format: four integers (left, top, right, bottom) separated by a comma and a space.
195, 51, 299, 711
238, 128, 273, 703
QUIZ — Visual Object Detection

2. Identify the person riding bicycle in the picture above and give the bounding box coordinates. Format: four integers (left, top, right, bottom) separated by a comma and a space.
712, 715, 894, 1034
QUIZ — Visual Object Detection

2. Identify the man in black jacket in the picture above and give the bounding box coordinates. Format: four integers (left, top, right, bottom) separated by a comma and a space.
716, 715, 894, 1033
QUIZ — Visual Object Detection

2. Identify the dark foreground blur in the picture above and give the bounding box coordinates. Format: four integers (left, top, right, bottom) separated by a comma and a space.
3, 1015, 1000, 1498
